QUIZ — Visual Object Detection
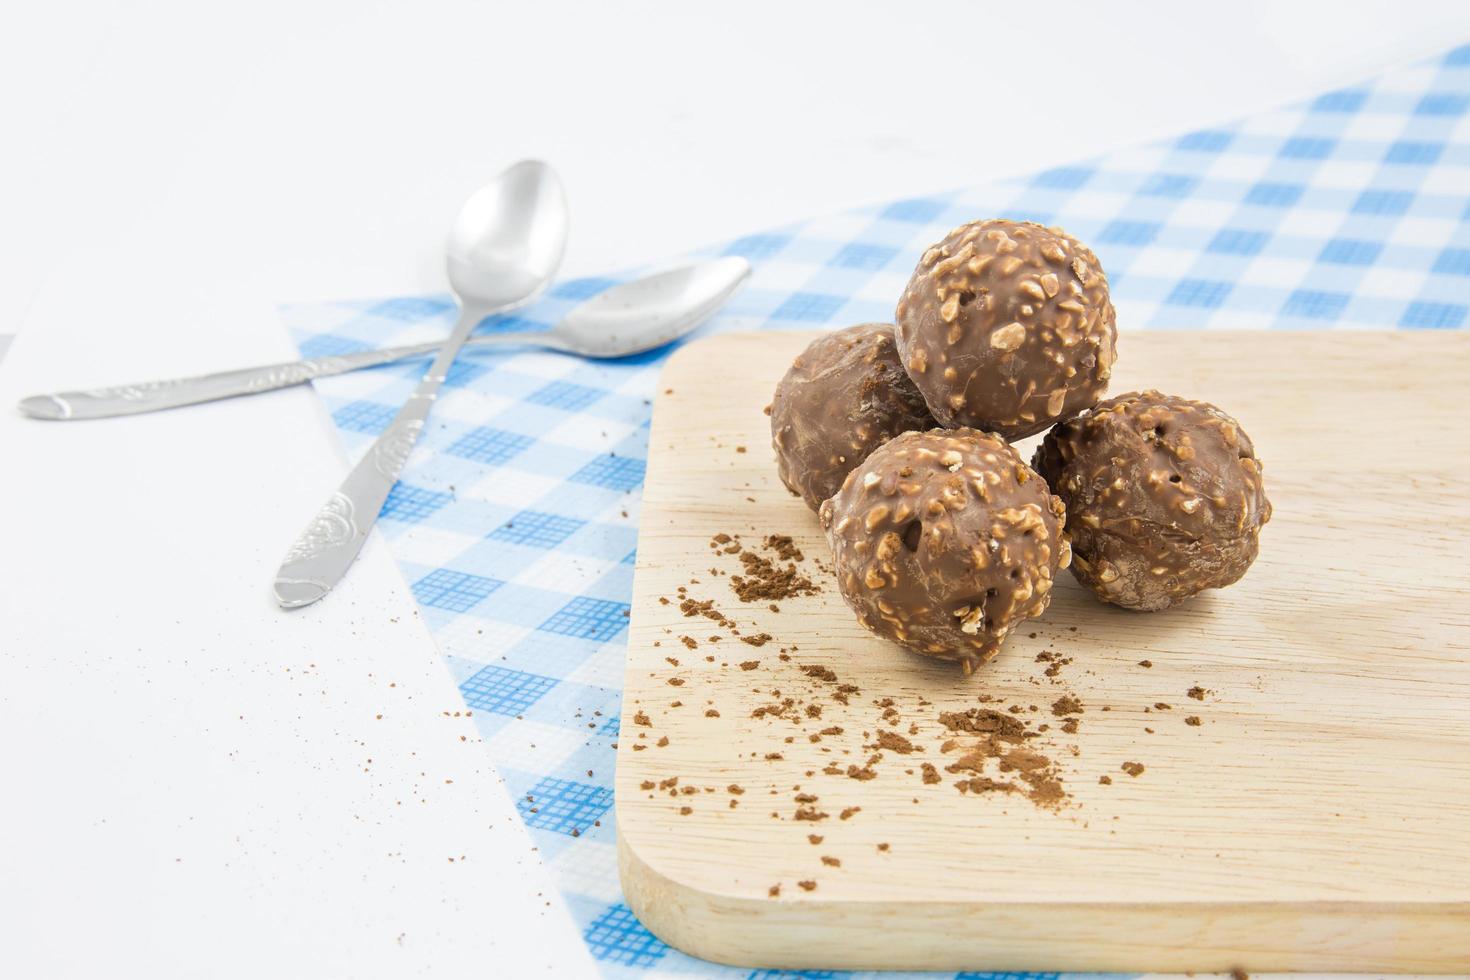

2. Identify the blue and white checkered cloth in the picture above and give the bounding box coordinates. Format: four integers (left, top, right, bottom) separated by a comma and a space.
282, 42, 1470, 980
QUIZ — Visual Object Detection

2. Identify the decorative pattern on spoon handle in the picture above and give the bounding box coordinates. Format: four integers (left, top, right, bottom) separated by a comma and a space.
273, 306, 485, 608
18, 343, 442, 420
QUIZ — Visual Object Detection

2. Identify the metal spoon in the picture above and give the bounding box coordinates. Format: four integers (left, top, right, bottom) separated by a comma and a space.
16, 256, 750, 421
273, 160, 569, 610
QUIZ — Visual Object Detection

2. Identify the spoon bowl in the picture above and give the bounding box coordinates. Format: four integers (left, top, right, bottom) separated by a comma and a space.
447, 160, 569, 311
537, 256, 750, 358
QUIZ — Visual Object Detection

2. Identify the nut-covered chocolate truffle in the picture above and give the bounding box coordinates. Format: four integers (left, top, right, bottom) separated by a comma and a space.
1033, 390, 1271, 611
895, 219, 1117, 439
771, 323, 935, 511
819, 428, 1070, 673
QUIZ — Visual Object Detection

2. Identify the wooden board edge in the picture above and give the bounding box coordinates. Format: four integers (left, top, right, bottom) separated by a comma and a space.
618, 829, 1470, 973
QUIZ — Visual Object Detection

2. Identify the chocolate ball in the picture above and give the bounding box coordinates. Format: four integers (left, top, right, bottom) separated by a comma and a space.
770, 323, 935, 511
895, 219, 1117, 439
819, 428, 1070, 673
1033, 390, 1271, 612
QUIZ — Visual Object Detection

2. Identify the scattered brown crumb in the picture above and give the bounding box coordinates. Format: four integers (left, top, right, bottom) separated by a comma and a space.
797, 880, 816, 892
764, 753, 783, 761
730, 543, 817, 603
768, 884, 780, 897
1050, 695, 1083, 716
1060, 718, 1079, 735
820, 856, 840, 867
679, 806, 692, 815
705, 709, 720, 717
1154, 702, 1171, 710
739, 660, 761, 670
656, 736, 669, 747
667, 678, 685, 687
839, 806, 861, 820
735, 446, 747, 453
1121, 761, 1146, 777
633, 711, 651, 727
874, 730, 917, 755
920, 763, 941, 784
807, 834, 823, 845
877, 842, 890, 852
1188, 686, 1209, 700
679, 636, 697, 650
801, 664, 838, 682
1138, 659, 1153, 668
1098, 775, 1112, 784
1185, 716, 1202, 726
740, 634, 773, 647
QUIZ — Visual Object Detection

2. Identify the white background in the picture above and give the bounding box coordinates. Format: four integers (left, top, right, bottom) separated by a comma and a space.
2, 2, 1465, 976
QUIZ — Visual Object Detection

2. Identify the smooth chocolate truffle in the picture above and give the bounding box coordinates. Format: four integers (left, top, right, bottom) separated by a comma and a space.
1033, 390, 1271, 611
771, 323, 935, 511
895, 219, 1116, 439
819, 428, 1070, 673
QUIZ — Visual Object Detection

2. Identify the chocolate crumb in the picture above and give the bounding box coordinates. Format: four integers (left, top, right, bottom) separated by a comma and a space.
679, 636, 698, 650
920, 763, 941, 784
1121, 761, 1146, 777
1099, 775, 1112, 785
1051, 695, 1083, 716
877, 842, 890, 852
839, 806, 861, 820
679, 806, 692, 815
741, 634, 773, 647
667, 678, 685, 687
739, 660, 761, 670
1138, 659, 1153, 668
797, 880, 816, 892
768, 884, 780, 897
656, 736, 669, 747
820, 855, 841, 867
1188, 685, 1209, 700
1185, 715, 1202, 726
633, 711, 651, 727
807, 834, 823, 845
874, 730, 917, 755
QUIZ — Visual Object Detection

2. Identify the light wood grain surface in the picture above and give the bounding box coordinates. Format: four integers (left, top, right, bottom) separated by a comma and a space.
616, 331, 1470, 973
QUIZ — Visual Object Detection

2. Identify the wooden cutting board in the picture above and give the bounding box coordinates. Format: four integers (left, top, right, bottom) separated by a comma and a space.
615, 331, 1470, 974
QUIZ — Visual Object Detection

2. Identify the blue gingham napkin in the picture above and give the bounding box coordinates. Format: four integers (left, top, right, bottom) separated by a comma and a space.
282, 42, 1470, 980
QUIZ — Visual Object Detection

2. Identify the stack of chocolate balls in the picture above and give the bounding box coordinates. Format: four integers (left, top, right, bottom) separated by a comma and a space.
769, 219, 1271, 674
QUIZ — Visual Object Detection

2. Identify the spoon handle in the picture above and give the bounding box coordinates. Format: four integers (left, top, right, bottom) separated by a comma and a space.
273, 305, 487, 609
15, 333, 536, 421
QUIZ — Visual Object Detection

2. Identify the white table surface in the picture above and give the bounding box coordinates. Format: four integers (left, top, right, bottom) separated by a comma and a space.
2, 2, 1464, 976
